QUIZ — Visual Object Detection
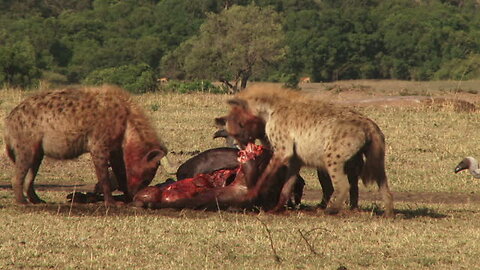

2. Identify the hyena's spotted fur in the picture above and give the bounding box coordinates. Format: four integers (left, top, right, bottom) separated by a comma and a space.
226, 85, 394, 217
4, 85, 167, 206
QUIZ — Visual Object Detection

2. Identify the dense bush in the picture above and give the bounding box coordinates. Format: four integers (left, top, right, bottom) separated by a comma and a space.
0, 40, 41, 88
83, 63, 156, 93
434, 54, 480, 80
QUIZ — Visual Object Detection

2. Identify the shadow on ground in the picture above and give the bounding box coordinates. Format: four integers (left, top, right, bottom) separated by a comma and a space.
0, 183, 475, 219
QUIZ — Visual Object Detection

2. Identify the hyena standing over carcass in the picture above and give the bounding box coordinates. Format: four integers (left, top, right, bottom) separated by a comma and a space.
223, 85, 394, 217
4, 85, 167, 206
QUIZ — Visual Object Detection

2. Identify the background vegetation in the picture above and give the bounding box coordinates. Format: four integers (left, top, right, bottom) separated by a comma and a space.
2, 0, 480, 90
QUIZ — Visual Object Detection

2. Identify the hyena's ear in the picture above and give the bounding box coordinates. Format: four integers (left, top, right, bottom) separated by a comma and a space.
227, 98, 248, 109
144, 149, 165, 165
213, 129, 229, 139
214, 117, 227, 127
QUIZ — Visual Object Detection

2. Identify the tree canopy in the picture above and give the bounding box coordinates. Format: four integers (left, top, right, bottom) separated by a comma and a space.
162, 5, 286, 92
1, 0, 480, 90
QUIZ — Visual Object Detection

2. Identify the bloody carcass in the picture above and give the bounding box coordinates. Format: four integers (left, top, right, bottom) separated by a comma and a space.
133, 143, 302, 210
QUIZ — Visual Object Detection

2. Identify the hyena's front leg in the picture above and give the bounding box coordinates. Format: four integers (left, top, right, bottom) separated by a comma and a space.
246, 154, 284, 202
11, 144, 36, 204
12, 166, 29, 204
270, 158, 302, 212
91, 152, 117, 207
109, 149, 128, 198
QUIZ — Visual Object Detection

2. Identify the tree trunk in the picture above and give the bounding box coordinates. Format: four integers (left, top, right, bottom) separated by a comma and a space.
220, 79, 236, 94
240, 76, 248, 90
239, 69, 251, 91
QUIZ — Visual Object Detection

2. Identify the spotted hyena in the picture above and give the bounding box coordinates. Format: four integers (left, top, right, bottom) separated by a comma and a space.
4, 85, 167, 206
214, 115, 362, 209
223, 85, 394, 217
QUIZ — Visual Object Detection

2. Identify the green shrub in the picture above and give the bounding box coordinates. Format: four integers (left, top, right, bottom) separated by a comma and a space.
83, 63, 157, 93
41, 71, 68, 85
0, 40, 41, 89
160, 80, 225, 94
281, 74, 300, 89
434, 54, 480, 80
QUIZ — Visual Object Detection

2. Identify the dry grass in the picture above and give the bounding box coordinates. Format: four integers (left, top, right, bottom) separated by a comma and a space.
1, 81, 480, 269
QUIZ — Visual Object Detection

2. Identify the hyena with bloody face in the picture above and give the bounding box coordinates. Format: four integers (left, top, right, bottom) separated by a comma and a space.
4, 85, 167, 206
223, 85, 394, 217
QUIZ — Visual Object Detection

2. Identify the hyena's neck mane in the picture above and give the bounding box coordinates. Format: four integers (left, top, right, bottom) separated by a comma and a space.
127, 105, 165, 149
123, 101, 168, 168
236, 85, 303, 119
93, 85, 167, 154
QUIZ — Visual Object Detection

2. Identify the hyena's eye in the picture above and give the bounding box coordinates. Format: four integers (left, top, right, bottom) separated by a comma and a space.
239, 122, 244, 128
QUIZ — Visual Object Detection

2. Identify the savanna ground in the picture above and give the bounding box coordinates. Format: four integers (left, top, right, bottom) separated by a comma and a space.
1, 80, 480, 269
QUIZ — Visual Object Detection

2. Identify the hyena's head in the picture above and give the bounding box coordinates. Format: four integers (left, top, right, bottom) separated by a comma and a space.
123, 144, 166, 198
215, 99, 266, 148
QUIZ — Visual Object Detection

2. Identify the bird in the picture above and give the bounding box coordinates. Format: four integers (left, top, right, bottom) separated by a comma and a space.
454, 157, 480, 178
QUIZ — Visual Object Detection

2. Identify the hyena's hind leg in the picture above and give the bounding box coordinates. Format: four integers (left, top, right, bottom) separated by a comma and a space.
317, 169, 333, 209
345, 153, 363, 210
324, 167, 350, 215
317, 170, 358, 210
24, 149, 45, 204
317, 153, 363, 210
323, 127, 369, 215
289, 174, 305, 207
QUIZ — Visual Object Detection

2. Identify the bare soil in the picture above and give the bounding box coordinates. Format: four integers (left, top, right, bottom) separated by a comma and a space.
1, 182, 479, 205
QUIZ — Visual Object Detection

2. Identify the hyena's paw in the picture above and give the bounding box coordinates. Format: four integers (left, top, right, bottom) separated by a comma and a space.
383, 209, 395, 218
30, 198, 46, 204
325, 206, 341, 215
132, 200, 147, 208
317, 200, 328, 209
267, 205, 287, 214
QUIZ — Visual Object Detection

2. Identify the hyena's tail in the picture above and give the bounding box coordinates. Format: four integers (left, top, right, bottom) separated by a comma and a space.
361, 120, 394, 217
360, 121, 387, 187
4, 136, 16, 163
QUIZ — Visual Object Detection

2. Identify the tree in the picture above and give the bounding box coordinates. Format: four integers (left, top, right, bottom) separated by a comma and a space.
163, 4, 286, 92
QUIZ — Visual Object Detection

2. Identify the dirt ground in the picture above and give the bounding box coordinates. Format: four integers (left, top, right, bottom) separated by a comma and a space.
299, 81, 480, 112
1, 183, 480, 205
